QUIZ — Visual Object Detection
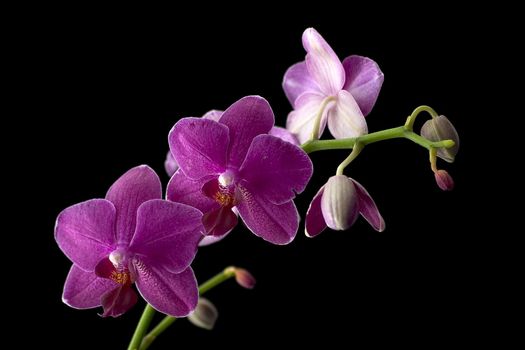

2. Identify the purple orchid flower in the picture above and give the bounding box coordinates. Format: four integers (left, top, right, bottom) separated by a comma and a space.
167, 96, 313, 245
164, 109, 299, 247
283, 28, 384, 144
305, 175, 385, 237
164, 110, 298, 178
55, 165, 203, 317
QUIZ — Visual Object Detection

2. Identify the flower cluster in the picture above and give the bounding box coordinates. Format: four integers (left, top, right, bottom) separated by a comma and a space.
54, 27, 458, 348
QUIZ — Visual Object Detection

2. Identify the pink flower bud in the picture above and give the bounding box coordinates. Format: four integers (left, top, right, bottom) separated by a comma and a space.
434, 170, 454, 191
233, 268, 256, 289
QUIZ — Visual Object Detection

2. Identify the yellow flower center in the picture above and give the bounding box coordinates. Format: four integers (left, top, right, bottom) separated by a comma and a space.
214, 191, 235, 207
110, 270, 131, 285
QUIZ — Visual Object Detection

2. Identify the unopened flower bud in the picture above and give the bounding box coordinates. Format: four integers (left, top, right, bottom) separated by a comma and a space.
236, 268, 256, 289
321, 175, 359, 230
188, 298, 218, 330
434, 169, 454, 191
226, 267, 256, 289
421, 115, 460, 163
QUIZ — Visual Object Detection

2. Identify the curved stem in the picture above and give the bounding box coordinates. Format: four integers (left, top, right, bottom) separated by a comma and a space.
127, 304, 157, 350
309, 96, 335, 142
336, 142, 363, 175
139, 268, 236, 350
404, 105, 439, 131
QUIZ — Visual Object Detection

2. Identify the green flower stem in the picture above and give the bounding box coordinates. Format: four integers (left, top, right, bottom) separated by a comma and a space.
302, 106, 453, 176
404, 105, 439, 131
199, 266, 236, 294
139, 268, 237, 350
301, 126, 454, 154
127, 304, 157, 350
336, 142, 363, 176
429, 147, 439, 172
138, 315, 175, 350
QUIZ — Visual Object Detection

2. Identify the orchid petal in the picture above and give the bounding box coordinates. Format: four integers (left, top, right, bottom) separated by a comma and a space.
302, 28, 345, 95
167, 169, 218, 214
199, 234, 228, 247
269, 126, 299, 146
236, 185, 299, 245
105, 165, 162, 245
239, 134, 312, 204
130, 200, 203, 274
351, 179, 385, 232
202, 109, 223, 121
286, 92, 330, 144
282, 61, 321, 107
219, 96, 274, 168
169, 118, 229, 179
164, 151, 179, 177
343, 55, 384, 116
135, 261, 198, 317
327, 90, 367, 139
305, 186, 327, 237
62, 265, 115, 309
55, 199, 115, 271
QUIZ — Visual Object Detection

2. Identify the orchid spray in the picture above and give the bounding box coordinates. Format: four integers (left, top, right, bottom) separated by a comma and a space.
54, 27, 459, 349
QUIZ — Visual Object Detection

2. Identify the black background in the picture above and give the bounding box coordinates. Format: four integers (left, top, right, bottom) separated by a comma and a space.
18, 6, 495, 349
